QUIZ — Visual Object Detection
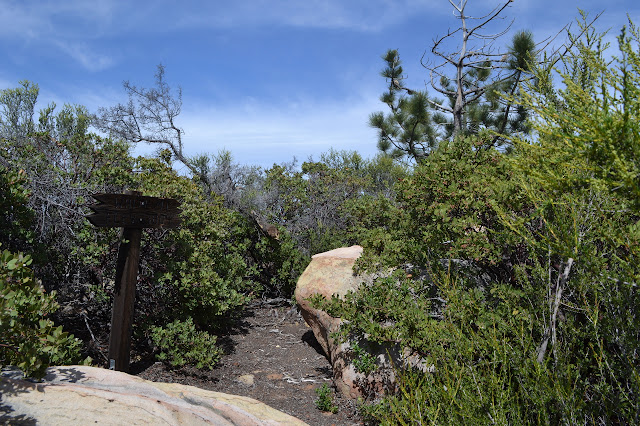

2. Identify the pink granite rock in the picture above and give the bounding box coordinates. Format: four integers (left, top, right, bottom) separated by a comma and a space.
295, 245, 363, 356
294, 245, 377, 398
295, 246, 431, 400
0, 365, 308, 425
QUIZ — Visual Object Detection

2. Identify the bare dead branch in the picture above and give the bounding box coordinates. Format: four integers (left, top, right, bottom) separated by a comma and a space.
536, 257, 574, 364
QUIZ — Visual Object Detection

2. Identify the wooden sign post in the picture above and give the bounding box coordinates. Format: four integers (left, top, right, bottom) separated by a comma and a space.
87, 191, 181, 372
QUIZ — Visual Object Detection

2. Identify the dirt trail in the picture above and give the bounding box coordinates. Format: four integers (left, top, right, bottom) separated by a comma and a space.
135, 301, 361, 425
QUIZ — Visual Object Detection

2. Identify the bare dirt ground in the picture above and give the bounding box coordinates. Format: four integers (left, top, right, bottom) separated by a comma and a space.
132, 300, 363, 425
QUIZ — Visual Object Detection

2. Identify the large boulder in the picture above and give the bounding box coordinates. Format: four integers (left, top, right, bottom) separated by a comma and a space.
295, 246, 386, 399
295, 246, 430, 400
0, 365, 308, 425
295, 246, 390, 399
295, 246, 367, 399
295, 245, 364, 357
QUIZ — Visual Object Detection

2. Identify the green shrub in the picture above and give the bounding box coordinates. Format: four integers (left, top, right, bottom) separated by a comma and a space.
0, 249, 87, 379
136, 157, 254, 325
150, 318, 221, 369
321, 268, 564, 424
351, 342, 378, 376
0, 167, 37, 255
356, 133, 524, 283
263, 150, 407, 260
315, 383, 338, 413
328, 16, 640, 424
249, 226, 310, 298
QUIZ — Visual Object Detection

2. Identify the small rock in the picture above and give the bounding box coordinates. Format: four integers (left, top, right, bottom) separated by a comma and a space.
237, 374, 255, 386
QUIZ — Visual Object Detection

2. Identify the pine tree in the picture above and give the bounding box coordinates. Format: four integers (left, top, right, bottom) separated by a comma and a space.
370, 0, 538, 161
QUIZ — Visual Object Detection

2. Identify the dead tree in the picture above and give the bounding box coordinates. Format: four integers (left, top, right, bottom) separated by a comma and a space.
370, 0, 585, 160
426, 0, 524, 138
93, 65, 211, 188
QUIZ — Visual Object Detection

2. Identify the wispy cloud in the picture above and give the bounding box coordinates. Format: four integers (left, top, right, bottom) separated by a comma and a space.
0, 0, 119, 38
53, 41, 114, 72
0, 2, 48, 40
202, 0, 439, 32
0, 0, 117, 71
0, 0, 499, 76
145, 88, 383, 167
0, 0, 431, 73
1, 0, 441, 38
125, 0, 446, 33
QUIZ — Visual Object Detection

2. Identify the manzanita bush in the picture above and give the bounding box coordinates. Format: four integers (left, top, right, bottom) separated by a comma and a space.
0, 249, 88, 379
322, 16, 640, 424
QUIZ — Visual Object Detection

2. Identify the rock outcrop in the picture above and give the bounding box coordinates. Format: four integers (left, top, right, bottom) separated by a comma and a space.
295, 245, 383, 399
295, 246, 430, 400
0, 365, 308, 425
295, 245, 364, 357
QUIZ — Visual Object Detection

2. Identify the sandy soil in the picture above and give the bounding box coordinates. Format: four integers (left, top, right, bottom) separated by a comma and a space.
133, 300, 363, 425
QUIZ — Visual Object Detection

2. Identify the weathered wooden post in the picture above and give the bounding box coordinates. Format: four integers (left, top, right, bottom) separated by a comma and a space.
87, 191, 181, 372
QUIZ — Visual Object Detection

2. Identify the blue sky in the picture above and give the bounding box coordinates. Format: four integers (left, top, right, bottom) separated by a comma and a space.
1, 0, 638, 168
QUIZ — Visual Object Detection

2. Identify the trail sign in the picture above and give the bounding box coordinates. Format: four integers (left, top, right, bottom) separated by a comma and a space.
86, 191, 181, 373
87, 193, 181, 229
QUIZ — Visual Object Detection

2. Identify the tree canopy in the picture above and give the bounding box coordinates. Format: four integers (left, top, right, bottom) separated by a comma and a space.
370, 0, 567, 161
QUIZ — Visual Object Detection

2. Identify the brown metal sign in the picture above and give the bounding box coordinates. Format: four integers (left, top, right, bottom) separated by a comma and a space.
87, 193, 181, 229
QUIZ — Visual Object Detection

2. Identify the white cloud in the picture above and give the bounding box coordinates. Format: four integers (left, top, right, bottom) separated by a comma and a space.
1, 0, 432, 74
131, 0, 447, 33
0, 0, 117, 38
53, 41, 114, 72
141, 89, 383, 168
1, 0, 437, 38
0, 0, 118, 71
238, 0, 437, 32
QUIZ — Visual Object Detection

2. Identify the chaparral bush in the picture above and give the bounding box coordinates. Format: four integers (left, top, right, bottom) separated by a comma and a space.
319, 15, 640, 424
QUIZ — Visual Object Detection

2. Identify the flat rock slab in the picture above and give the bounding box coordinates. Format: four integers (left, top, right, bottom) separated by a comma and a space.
312, 246, 363, 260
0, 365, 308, 425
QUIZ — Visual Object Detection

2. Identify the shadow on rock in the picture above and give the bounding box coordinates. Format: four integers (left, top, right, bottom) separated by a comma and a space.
0, 366, 88, 425
302, 330, 328, 358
